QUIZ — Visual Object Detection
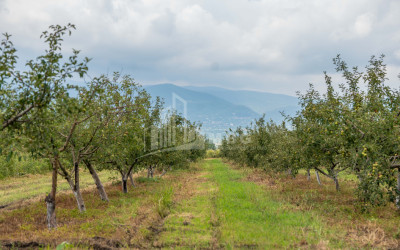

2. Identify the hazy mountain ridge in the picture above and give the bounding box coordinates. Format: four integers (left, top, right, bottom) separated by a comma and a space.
184, 85, 300, 121
144, 83, 300, 143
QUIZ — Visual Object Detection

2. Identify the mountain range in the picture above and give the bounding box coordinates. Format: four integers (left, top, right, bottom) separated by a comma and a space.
144, 83, 299, 144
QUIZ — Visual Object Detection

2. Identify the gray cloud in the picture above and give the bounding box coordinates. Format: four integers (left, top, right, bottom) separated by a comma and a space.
0, 0, 399, 95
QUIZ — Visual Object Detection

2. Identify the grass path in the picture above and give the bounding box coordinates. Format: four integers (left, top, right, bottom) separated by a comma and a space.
157, 158, 338, 248
156, 162, 218, 248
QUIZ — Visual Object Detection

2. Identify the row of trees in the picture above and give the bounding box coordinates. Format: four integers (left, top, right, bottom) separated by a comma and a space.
0, 24, 206, 228
221, 55, 400, 210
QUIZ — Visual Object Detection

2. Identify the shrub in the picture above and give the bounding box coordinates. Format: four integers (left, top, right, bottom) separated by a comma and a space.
0, 154, 49, 179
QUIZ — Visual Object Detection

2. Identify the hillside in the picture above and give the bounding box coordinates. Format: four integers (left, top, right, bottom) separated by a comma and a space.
144, 84, 260, 140
185, 85, 299, 121
145, 84, 300, 142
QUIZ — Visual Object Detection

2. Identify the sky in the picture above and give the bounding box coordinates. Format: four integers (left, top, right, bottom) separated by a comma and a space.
0, 0, 399, 96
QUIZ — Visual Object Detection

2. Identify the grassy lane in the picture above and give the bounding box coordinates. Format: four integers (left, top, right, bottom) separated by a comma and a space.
156, 166, 218, 248
210, 158, 326, 248
158, 158, 340, 248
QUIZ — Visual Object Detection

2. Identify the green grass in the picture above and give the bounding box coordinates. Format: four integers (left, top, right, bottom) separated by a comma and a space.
0, 169, 117, 206
208, 159, 332, 248
136, 176, 160, 183
158, 159, 339, 248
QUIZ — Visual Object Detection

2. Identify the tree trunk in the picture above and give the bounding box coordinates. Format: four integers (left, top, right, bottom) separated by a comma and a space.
74, 162, 86, 212
160, 168, 168, 177
65, 177, 86, 212
396, 170, 400, 210
333, 175, 340, 192
85, 160, 109, 201
307, 169, 311, 181
315, 169, 322, 185
122, 177, 128, 193
62, 163, 86, 212
73, 189, 86, 212
45, 194, 56, 229
129, 172, 135, 187
148, 165, 154, 178
45, 158, 58, 229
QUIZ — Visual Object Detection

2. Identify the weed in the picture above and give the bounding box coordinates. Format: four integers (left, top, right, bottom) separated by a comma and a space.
55, 241, 74, 250
155, 186, 174, 218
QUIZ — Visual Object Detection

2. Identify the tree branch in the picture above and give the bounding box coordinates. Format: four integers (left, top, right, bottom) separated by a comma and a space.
1, 104, 35, 130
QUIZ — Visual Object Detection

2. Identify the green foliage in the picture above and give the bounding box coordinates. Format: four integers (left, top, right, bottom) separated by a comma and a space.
0, 24, 206, 184
221, 55, 400, 209
0, 24, 90, 132
206, 149, 220, 158
205, 138, 216, 150
0, 153, 49, 179
0, 23, 207, 226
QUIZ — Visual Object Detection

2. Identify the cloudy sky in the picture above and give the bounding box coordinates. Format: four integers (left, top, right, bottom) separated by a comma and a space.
0, 0, 399, 96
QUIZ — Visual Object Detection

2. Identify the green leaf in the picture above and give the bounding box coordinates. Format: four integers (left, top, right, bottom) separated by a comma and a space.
6, 151, 13, 162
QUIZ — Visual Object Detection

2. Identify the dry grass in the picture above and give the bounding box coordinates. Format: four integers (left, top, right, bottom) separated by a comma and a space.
347, 221, 398, 248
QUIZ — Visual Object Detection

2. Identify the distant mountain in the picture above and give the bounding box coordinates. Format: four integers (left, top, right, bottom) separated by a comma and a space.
184, 86, 299, 122
144, 83, 300, 144
144, 84, 259, 140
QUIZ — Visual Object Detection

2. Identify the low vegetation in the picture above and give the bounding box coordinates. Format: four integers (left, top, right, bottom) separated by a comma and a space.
0, 153, 49, 179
